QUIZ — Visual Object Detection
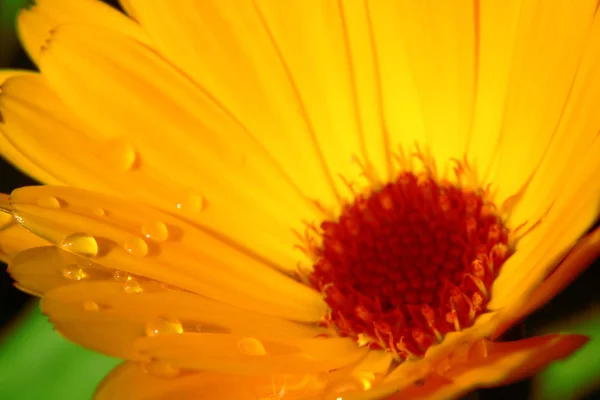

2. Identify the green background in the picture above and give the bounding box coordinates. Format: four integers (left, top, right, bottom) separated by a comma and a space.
0, 304, 120, 400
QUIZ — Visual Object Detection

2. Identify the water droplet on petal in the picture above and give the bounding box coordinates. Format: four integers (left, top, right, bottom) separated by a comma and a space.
354, 372, 376, 391
83, 301, 100, 311
107, 140, 138, 171
141, 360, 180, 378
145, 317, 183, 337
91, 207, 105, 217
113, 270, 132, 282
176, 192, 205, 213
123, 280, 143, 294
123, 237, 148, 257
60, 233, 99, 257
62, 264, 86, 280
237, 337, 266, 356
141, 221, 168, 242
37, 196, 60, 209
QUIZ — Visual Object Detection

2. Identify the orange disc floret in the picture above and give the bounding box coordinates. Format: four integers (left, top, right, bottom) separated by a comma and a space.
309, 171, 512, 360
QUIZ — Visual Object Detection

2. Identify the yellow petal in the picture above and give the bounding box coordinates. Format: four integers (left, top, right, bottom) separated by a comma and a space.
386, 334, 588, 400
35, 23, 322, 265
0, 73, 315, 272
319, 350, 397, 400
98, 0, 344, 204
0, 71, 60, 184
1, 74, 132, 191
133, 332, 367, 374
482, 0, 597, 205
42, 283, 144, 359
39, 280, 326, 361
350, 350, 393, 377
17, 0, 150, 64
468, 0, 525, 175
255, 0, 388, 188
8, 246, 111, 296
9, 185, 327, 322
493, 226, 600, 339
0, 211, 49, 264
324, 357, 431, 400
490, 135, 600, 310
117, 1, 137, 19
327, 0, 392, 180
380, 0, 476, 172
367, 1, 426, 169
95, 361, 327, 400
95, 363, 236, 400
0, 129, 61, 187
0, 69, 33, 85
508, 8, 600, 227
10, 247, 324, 337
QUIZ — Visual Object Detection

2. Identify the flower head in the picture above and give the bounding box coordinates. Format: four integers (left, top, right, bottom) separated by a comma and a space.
1, 0, 600, 399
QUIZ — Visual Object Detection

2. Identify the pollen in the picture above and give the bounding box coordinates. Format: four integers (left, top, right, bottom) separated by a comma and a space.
308, 164, 512, 360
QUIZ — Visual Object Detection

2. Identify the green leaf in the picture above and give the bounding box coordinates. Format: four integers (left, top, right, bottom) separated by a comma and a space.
533, 306, 600, 400
0, 0, 28, 28
0, 302, 120, 400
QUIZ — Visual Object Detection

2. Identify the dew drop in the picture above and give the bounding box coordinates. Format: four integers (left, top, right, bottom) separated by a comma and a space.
83, 301, 100, 311
237, 337, 267, 356
91, 207, 105, 217
355, 372, 376, 391
113, 270, 132, 282
141, 360, 180, 378
36, 196, 60, 209
176, 192, 205, 213
123, 280, 143, 294
123, 237, 149, 257
145, 317, 183, 337
60, 233, 99, 257
141, 221, 168, 242
62, 264, 86, 280
107, 140, 138, 171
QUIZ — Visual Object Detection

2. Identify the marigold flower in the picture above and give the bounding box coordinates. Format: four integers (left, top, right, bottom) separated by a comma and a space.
1, 0, 600, 399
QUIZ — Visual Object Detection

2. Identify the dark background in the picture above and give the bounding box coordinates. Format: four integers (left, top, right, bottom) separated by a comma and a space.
0, 1, 599, 399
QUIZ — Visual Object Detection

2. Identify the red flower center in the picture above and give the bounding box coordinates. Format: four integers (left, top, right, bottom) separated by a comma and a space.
309, 171, 512, 359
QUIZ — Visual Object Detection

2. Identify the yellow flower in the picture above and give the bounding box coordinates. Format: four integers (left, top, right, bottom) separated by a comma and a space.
1, 0, 600, 399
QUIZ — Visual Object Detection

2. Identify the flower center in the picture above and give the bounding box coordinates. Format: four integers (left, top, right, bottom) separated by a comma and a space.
308, 170, 512, 359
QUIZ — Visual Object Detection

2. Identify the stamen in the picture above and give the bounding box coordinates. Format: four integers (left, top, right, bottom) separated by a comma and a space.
465, 273, 489, 300
447, 308, 461, 332
393, 145, 412, 172
306, 153, 514, 359
338, 174, 358, 197
351, 155, 380, 186
412, 143, 438, 179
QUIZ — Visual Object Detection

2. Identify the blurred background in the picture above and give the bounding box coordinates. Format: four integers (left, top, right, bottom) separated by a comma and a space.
0, 1, 599, 399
